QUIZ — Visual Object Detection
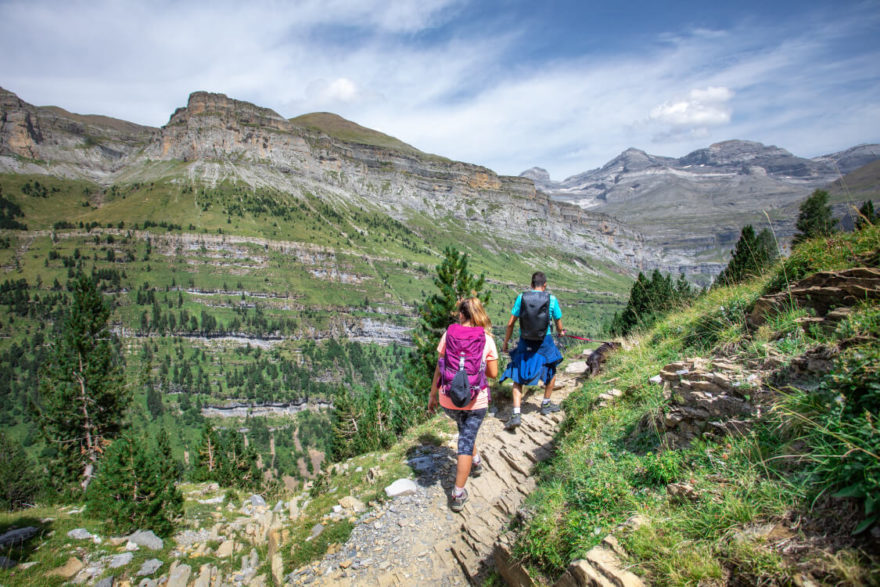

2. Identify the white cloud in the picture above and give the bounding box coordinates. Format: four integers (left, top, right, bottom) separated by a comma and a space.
649, 86, 734, 127
0, 0, 878, 180
306, 78, 363, 105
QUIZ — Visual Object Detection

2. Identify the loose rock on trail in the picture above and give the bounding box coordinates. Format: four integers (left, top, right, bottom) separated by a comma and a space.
289, 373, 583, 586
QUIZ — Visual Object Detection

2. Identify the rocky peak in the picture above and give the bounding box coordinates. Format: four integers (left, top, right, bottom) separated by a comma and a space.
167, 91, 287, 129
680, 140, 787, 166
813, 144, 880, 176
519, 166, 551, 184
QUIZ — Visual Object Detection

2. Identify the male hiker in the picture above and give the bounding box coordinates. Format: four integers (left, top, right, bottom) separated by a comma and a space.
500, 271, 565, 430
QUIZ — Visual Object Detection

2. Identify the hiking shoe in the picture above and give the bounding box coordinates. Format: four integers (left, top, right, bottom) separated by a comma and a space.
471, 460, 483, 478
540, 402, 561, 415
505, 413, 521, 430
450, 489, 469, 512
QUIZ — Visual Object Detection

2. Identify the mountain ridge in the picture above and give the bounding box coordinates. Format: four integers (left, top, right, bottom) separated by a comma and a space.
3, 86, 878, 279
523, 139, 880, 263
0, 87, 661, 277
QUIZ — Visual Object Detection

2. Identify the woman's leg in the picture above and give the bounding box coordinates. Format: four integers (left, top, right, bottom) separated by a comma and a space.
450, 408, 486, 489
454, 454, 473, 488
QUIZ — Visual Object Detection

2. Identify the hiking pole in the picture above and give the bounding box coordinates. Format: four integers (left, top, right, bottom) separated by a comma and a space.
561, 333, 599, 342
560, 333, 616, 346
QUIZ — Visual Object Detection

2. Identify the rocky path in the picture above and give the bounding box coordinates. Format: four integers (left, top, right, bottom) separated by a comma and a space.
289, 373, 581, 586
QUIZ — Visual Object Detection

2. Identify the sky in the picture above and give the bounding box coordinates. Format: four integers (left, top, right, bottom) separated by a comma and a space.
1, 0, 879, 180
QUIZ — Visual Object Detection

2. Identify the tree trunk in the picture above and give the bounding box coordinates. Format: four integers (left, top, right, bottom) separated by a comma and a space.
76, 355, 96, 492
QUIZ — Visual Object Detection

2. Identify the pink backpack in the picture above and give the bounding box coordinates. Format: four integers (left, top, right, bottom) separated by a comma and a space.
438, 324, 488, 407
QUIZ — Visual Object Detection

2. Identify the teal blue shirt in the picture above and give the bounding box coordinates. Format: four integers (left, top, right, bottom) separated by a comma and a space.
511, 291, 562, 336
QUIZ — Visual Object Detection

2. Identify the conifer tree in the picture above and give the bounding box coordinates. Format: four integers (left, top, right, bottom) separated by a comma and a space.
85, 431, 182, 536
36, 272, 128, 491
193, 422, 222, 481
330, 389, 360, 460
609, 270, 696, 336
217, 429, 261, 490
411, 246, 490, 386
793, 189, 837, 245
0, 431, 43, 510
715, 225, 777, 286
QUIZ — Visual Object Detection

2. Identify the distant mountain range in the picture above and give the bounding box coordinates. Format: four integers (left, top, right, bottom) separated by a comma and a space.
2, 85, 878, 280
522, 141, 880, 260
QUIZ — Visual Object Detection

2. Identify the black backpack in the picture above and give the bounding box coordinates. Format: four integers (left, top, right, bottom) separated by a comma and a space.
519, 291, 550, 341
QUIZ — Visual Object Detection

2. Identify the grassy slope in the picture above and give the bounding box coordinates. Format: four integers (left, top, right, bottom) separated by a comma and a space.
290, 113, 425, 155
515, 223, 880, 585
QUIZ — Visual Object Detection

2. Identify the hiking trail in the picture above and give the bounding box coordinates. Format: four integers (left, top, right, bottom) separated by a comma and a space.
288, 372, 582, 586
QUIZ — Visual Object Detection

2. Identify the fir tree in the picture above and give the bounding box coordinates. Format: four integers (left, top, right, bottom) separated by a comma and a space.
193, 422, 222, 481
0, 431, 43, 510
793, 189, 838, 245
86, 431, 182, 537
36, 272, 128, 492
217, 429, 261, 490
330, 389, 361, 460
715, 225, 778, 286
609, 270, 697, 336
410, 246, 490, 387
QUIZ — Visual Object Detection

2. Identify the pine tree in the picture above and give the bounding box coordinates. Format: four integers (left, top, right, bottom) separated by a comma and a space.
715, 225, 779, 287
410, 246, 490, 386
793, 189, 838, 245
217, 429, 261, 490
193, 422, 222, 481
36, 272, 128, 492
85, 431, 182, 537
330, 389, 360, 461
0, 431, 43, 510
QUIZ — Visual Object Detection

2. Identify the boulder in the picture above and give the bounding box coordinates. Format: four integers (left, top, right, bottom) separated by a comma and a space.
137, 558, 163, 576
384, 478, 418, 498
216, 539, 236, 557
0, 526, 39, 548
67, 528, 93, 540
271, 552, 284, 585
166, 562, 192, 587
564, 361, 589, 375
109, 552, 134, 568
308, 523, 324, 540
339, 496, 366, 512
127, 529, 164, 550
47, 556, 84, 578
192, 563, 219, 587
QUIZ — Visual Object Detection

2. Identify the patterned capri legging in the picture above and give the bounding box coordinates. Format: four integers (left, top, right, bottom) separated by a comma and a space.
443, 407, 487, 456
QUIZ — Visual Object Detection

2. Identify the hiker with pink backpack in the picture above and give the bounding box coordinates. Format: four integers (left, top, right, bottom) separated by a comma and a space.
428, 297, 499, 512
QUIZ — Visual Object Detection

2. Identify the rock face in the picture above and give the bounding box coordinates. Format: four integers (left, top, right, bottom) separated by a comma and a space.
748, 268, 880, 328
645, 357, 758, 448
0, 86, 157, 178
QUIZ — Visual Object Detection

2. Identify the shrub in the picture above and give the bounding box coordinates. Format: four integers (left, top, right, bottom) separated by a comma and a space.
776, 344, 880, 534
86, 431, 182, 536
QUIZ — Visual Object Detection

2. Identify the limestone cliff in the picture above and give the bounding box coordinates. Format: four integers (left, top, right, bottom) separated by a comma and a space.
0, 88, 661, 274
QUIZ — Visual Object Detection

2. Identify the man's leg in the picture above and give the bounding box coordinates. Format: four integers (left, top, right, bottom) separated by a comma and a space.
540, 374, 561, 415
506, 383, 523, 429
543, 374, 556, 400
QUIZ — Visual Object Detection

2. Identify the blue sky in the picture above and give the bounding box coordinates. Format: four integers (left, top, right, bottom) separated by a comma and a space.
1, 0, 878, 179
